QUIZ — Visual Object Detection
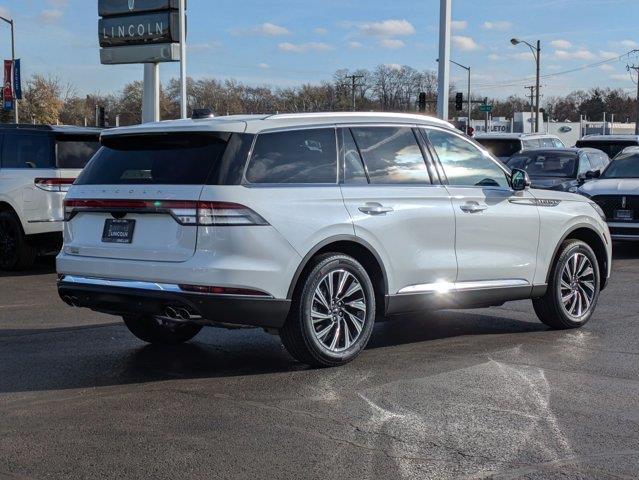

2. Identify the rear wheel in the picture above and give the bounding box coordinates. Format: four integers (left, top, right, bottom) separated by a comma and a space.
533, 240, 600, 329
280, 254, 376, 367
123, 315, 203, 345
0, 210, 36, 271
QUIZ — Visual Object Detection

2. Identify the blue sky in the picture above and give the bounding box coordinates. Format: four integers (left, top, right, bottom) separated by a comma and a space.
0, 0, 638, 99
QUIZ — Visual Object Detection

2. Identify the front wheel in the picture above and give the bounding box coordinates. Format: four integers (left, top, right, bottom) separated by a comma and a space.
280, 253, 376, 367
123, 316, 203, 345
533, 240, 601, 329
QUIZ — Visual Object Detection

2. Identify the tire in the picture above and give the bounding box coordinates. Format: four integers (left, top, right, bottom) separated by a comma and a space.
280, 253, 376, 367
0, 210, 36, 271
533, 240, 601, 329
123, 315, 203, 345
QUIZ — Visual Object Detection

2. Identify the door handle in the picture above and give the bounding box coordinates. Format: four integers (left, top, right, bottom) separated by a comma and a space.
460, 202, 488, 213
358, 203, 394, 215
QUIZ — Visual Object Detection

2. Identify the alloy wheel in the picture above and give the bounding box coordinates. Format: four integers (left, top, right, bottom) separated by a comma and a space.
560, 252, 596, 319
310, 269, 367, 353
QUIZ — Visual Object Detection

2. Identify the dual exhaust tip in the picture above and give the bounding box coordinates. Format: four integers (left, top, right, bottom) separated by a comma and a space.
163, 306, 196, 321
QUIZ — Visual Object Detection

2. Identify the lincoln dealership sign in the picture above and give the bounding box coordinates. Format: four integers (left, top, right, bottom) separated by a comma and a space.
98, 0, 183, 64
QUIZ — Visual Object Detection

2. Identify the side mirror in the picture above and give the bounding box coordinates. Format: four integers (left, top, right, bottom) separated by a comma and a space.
511, 168, 531, 191
585, 170, 601, 179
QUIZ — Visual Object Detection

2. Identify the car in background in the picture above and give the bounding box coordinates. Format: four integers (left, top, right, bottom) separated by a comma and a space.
57, 112, 611, 367
580, 147, 639, 241
0, 124, 101, 270
475, 133, 565, 162
506, 148, 609, 192
576, 135, 639, 160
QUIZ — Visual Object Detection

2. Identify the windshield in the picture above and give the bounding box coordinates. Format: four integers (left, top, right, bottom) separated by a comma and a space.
601, 153, 639, 179
575, 140, 638, 159
75, 133, 232, 185
506, 151, 578, 178
475, 139, 522, 158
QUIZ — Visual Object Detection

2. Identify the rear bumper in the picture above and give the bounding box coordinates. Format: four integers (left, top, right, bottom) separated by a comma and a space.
58, 276, 291, 329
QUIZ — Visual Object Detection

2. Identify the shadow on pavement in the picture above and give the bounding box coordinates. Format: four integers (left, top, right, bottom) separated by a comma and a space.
0, 309, 547, 394
0, 257, 56, 278
613, 242, 639, 260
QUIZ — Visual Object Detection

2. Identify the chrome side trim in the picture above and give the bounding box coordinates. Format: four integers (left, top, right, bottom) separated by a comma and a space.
59, 275, 273, 298
28, 219, 64, 223
397, 279, 530, 295
509, 198, 561, 207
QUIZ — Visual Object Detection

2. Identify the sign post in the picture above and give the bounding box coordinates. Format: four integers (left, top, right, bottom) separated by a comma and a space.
98, 0, 185, 123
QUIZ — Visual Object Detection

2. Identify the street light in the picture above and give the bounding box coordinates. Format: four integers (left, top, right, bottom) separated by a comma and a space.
0, 14, 18, 123
511, 37, 541, 133
451, 60, 471, 132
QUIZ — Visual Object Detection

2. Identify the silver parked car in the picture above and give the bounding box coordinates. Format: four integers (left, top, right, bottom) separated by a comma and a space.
580, 147, 639, 241
475, 133, 566, 162
57, 113, 612, 367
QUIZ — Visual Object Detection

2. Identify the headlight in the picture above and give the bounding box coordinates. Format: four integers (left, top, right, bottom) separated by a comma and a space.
589, 201, 607, 222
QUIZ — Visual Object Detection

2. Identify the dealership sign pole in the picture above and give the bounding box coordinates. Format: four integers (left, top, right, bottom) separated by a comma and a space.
98, 0, 185, 123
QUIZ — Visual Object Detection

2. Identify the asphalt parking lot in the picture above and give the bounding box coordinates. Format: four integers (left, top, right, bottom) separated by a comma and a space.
1, 246, 639, 480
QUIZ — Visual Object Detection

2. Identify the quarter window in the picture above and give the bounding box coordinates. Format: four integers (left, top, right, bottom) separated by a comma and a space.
1, 133, 54, 169
427, 129, 509, 188
351, 127, 430, 184
246, 128, 337, 184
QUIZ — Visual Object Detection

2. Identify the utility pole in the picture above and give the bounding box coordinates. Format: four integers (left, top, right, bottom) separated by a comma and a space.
535, 40, 541, 133
525, 85, 536, 133
437, 0, 452, 120
0, 15, 18, 123
345, 74, 365, 111
629, 64, 639, 135
178, 0, 187, 119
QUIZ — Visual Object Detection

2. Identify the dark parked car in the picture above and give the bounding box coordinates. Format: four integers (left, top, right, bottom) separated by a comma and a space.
575, 135, 639, 160
506, 148, 609, 192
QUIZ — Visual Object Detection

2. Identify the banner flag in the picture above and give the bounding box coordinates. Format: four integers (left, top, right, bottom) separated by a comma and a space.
3, 60, 13, 103
13, 59, 21, 100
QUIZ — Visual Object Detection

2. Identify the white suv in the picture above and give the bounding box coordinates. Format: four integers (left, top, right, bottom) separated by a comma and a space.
0, 125, 101, 270
57, 113, 612, 367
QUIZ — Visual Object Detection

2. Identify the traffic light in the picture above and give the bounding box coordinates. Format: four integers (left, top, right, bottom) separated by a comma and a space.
418, 92, 427, 112
455, 92, 464, 111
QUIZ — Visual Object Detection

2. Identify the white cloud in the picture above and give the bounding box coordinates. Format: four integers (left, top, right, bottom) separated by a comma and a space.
550, 39, 572, 49
599, 50, 619, 60
0, 7, 9, 18
385, 63, 402, 71
314, 27, 327, 35
189, 42, 222, 53
488, 53, 502, 61
348, 41, 363, 49
513, 51, 535, 61
451, 20, 467, 31
554, 49, 596, 60
47, 0, 68, 6
359, 19, 415, 37
610, 73, 631, 81
256, 22, 291, 36
599, 64, 614, 71
481, 21, 512, 31
278, 42, 332, 53
619, 39, 639, 49
258, 63, 270, 69
452, 35, 480, 51
38, 9, 63, 23
380, 38, 405, 49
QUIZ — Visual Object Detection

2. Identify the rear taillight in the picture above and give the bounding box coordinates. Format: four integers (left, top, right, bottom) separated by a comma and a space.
35, 178, 75, 192
63, 199, 268, 226
179, 284, 270, 297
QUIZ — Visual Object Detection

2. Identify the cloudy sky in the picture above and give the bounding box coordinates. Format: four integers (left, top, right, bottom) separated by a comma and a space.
0, 0, 638, 99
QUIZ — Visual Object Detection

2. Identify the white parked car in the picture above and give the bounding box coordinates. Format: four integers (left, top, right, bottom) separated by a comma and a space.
57, 113, 612, 367
0, 125, 101, 270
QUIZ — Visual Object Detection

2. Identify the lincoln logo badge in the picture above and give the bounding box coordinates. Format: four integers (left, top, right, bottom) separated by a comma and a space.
128, 0, 135, 11
622, 197, 628, 209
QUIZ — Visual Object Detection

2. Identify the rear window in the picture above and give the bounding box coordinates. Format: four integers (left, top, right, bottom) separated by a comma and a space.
507, 151, 578, 178
575, 140, 638, 159
245, 128, 337, 184
56, 137, 100, 169
1, 132, 54, 168
475, 139, 522, 158
75, 133, 244, 185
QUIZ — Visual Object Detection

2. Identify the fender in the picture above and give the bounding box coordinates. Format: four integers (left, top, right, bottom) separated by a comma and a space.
544, 222, 610, 289
286, 234, 389, 300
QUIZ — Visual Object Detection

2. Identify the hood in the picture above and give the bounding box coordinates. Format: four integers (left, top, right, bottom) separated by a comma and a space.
579, 178, 639, 196
529, 176, 573, 191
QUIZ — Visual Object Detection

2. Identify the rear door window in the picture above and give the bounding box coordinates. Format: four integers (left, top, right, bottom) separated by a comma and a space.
75, 133, 232, 185
522, 139, 541, 149
341, 129, 368, 184
351, 127, 430, 184
1, 132, 54, 169
540, 138, 555, 148
56, 137, 101, 169
246, 128, 337, 184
